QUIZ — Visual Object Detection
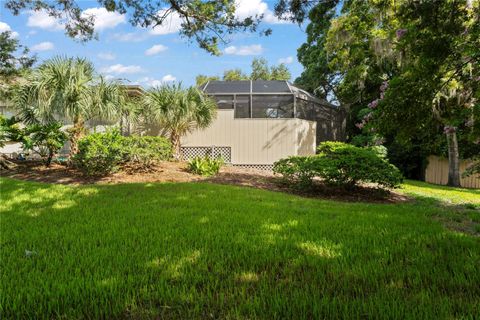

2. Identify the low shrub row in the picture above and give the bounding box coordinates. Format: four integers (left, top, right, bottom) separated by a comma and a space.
74, 129, 172, 176
274, 142, 403, 190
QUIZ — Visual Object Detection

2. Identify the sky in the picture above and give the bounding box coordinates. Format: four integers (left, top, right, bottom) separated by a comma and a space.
0, 0, 309, 87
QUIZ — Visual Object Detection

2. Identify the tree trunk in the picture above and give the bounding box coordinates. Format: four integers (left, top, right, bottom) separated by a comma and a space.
69, 116, 85, 160
170, 132, 181, 160
446, 130, 461, 187
46, 150, 54, 167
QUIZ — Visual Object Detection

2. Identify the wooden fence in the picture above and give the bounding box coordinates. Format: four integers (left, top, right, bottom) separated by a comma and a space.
425, 156, 480, 189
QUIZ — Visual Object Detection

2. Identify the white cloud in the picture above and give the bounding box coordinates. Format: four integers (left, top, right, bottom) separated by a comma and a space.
149, 10, 183, 35
31, 41, 54, 51
81, 7, 126, 31
138, 75, 176, 87
27, 10, 64, 31
101, 64, 144, 75
278, 56, 294, 64
145, 44, 168, 56
0, 21, 19, 37
224, 44, 263, 56
235, 0, 290, 24
162, 74, 176, 82
97, 52, 116, 60
112, 32, 148, 42
27, 8, 125, 33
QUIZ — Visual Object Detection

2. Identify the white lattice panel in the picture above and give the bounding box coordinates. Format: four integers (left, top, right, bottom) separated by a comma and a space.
181, 146, 231, 163
233, 164, 273, 171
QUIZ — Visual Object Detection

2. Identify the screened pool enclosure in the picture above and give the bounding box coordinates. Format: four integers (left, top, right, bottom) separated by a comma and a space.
179, 80, 345, 168
201, 80, 330, 121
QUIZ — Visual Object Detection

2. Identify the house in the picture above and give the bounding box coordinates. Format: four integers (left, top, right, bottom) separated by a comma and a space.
1, 81, 345, 168
180, 80, 345, 169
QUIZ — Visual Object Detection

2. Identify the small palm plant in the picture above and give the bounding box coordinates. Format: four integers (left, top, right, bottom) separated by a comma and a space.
12, 56, 123, 159
143, 84, 217, 159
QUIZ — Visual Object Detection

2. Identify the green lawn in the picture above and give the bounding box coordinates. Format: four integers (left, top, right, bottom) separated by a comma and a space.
1, 177, 479, 319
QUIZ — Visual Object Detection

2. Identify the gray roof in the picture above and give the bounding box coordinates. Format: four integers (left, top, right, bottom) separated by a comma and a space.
201, 80, 335, 108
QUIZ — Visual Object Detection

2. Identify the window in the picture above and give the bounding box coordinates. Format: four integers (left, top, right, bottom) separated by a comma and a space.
251, 95, 294, 118
213, 95, 234, 109
234, 95, 250, 118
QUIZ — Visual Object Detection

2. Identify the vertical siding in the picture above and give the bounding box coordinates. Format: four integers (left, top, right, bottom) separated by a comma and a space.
425, 156, 480, 189
180, 110, 316, 164
295, 119, 317, 156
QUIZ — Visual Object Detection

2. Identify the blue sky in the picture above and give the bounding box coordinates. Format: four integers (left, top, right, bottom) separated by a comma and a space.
1, 0, 308, 87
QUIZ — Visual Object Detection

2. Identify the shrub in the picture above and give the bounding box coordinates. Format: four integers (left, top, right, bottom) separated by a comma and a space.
74, 129, 127, 176
273, 156, 319, 190
273, 142, 403, 190
316, 142, 403, 188
188, 156, 223, 176
123, 135, 172, 168
74, 130, 173, 176
22, 122, 68, 166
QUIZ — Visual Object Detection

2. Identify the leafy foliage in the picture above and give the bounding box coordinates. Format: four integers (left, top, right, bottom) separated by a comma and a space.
196, 57, 291, 84
12, 56, 123, 158
22, 122, 68, 166
316, 142, 403, 188
123, 135, 172, 168
463, 157, 480, 179
196, 75, 220, 86
0, 31, 36, 101
274, 142, 403, 190
4, 0, 268, 55
142, 84, 217, 159
0, 115, 23, 147
187, 156, 223, 176
273, 156, 319, 189
74, 129, 173, 176
73, 129, 126, 176
295, 0, 480, 185
223, 69, 249, 81
294, 1, 339, 101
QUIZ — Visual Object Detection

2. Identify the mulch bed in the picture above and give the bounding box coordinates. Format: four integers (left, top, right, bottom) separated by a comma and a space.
1, 160, 410, 204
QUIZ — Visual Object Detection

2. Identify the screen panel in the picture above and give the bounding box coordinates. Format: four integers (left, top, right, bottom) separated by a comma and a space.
251, 95, 294, 118
213, 95, 234, 109
234, 95, 251, 118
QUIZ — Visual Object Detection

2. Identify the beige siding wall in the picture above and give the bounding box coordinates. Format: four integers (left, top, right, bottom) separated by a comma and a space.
425, 156, 480, 189
181, 110, 316, 164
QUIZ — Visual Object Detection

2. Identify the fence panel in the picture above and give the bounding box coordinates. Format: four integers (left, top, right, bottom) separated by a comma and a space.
425, 156, 479, 189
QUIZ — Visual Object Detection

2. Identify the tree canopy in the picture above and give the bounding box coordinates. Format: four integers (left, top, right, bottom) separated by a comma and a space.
4, 0, 274, 55
142, 84, 217, 158
196, 58, 291, 86
294, 0, 479, 185
12, 56, 124, 158
0, 31, 36, 101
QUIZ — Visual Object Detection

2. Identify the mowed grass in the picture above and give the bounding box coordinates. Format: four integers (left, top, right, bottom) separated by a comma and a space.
1, 178, 479, 319
402, 179, 480, 207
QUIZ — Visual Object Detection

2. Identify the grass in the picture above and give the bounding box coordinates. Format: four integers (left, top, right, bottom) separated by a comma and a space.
402, 179, 480, 207
1, 177, 479, 319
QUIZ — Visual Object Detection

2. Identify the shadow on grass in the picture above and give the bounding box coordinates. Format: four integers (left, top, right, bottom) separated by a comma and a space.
1, 178, 479, 319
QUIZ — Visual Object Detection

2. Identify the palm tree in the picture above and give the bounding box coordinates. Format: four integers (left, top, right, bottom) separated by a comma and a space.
143, 84, 217, 159
12, 56, 122, 158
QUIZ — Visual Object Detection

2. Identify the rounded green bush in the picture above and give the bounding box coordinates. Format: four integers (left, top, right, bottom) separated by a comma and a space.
74, 129, 172, 176
74, 129, 127, 176
273, 142, 403, 190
